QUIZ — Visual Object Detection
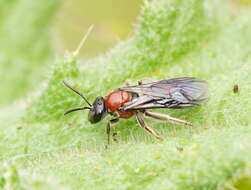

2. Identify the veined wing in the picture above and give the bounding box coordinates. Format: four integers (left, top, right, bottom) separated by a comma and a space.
119, 77, 210, 110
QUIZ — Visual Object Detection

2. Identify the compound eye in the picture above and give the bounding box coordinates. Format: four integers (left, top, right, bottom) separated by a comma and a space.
88, 109, 96, 124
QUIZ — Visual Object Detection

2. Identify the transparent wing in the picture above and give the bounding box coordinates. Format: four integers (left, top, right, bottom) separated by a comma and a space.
119, 77, 210, 110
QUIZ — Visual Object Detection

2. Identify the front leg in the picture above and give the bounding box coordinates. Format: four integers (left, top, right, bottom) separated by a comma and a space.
106, 118, 119, 145
135, 111, 163, 141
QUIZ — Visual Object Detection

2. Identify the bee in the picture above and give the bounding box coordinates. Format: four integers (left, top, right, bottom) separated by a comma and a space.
63, 77, 210, 144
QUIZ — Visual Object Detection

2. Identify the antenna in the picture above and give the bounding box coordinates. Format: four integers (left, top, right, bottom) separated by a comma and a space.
64, 107, 91, 115
62, 80, 92, 107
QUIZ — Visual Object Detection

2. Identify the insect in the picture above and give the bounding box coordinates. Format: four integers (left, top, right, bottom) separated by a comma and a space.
63, 77, 210, 144
233, 84, 239, 94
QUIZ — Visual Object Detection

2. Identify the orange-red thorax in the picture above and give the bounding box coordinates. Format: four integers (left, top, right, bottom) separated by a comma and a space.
105, 90, 133, 119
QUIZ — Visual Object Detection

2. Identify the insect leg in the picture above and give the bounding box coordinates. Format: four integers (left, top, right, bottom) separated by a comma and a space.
135, 111, 163, 141
106, 118, 119, 145
124, 80, 143, 86
144, 111, 193, 126
125, 80, 131, 87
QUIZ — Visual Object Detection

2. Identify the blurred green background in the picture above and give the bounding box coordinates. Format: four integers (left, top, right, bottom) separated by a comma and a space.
0, 0, 142, 106
0, 0, 251, 189
52, 0, 142, 58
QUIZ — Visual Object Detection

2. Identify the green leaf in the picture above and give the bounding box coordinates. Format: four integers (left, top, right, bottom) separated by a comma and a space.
0, 0, 251, 189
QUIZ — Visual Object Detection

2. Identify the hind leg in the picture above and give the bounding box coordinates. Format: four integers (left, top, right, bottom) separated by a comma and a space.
124, 80, 143, 87
144, 111, 193, 126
